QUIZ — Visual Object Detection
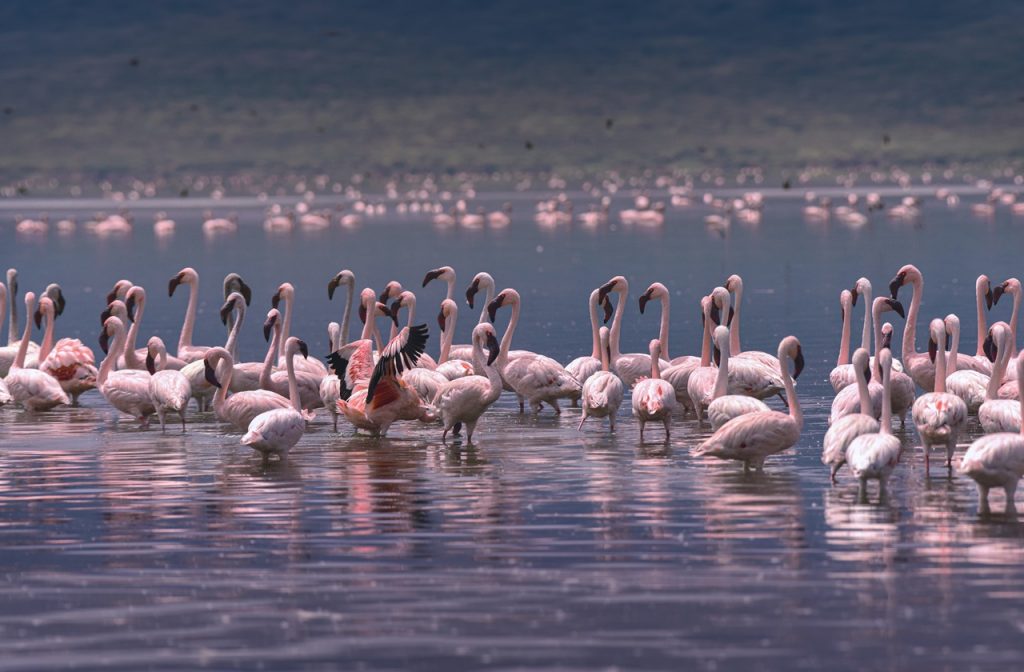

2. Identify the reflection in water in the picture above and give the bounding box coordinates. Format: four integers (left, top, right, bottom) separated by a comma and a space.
4, 195, 1024, 667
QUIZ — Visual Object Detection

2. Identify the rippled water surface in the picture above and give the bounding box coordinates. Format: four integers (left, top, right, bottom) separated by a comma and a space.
3, 191, 1024, 670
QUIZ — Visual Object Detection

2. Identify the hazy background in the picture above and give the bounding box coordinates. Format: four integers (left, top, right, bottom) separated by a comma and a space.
1, 0, 1021, 179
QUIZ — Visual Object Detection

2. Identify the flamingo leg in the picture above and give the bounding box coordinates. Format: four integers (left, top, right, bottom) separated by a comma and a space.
1006, 481, 1018, 516
978, 485, 990, 514
578, 413, 587, 431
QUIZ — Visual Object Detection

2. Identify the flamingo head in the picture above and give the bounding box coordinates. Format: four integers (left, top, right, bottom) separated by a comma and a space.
422, 266, 454, 288
327, 270, 355, 300
263, 309, 280, 342
168, 267, 196, 297
597, 276, 626, 304
223, 273, 252, 305
106, 279, 132, 304
379, 280, 403, 304
45, 283, 66, 316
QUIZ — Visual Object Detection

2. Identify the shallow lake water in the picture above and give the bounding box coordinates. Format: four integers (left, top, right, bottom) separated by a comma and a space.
2, 190, 1024, 670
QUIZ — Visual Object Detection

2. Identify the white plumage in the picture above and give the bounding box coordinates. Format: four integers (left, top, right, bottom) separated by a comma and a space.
579, 326, 625, 432
5, 292, 69, 412
911, 319, 968, 475
97, 316, 154, 426
242, 407, 305, 461
146, 337, 191, 431
695, 336, 803, 472
706, 325, 770, 430
434, 323, 504, 441
845, 349, 902, 501
631, 339, 677, 441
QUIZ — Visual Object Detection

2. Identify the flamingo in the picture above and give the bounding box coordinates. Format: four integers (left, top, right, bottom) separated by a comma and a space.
706, 325, 770, 430
35, 295, 97, 405
979, 324, 1019, 433
640, 281, 699, 366
487, 289, 581, 413
830, 298, 906, 425
960, 350, 1024, 515
695, 336, 804, 473
487, 203, 512, 228
242, 406, 306, 463
105, 278, 133, 305
378, 280, 405, 340
0, 378, 10, 406
434, 323, 504, 442
332, 324, 435, 436
145, 336, 191, 432
96, 316, 154, 426
205, 338, 312, 432
565, 289, 608, 404
944, 314, 989, 413
598, 276, 670, 387
579, 326, 625, 431
168, 267, 212, 363
4, 292, 70, 411
890, 264, 990, 391
0, 270, 41, 374
912, 319, 968, 475
271, 282, 328, 376
822, 348, 880, 482
631, 339, 676, 441
846, 348, 902, 502
849, 277, 905, 375
723, 274, 780, 370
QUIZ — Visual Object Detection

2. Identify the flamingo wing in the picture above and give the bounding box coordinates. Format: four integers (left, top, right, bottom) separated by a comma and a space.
367, 324, 429, 403
327, 339, 375, 400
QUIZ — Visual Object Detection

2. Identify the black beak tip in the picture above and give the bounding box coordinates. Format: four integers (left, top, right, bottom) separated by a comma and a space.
145, 353, 156, 375
638, 295, 648, 314
240, 282, 252, 306
892, 301, 906, 319
793, 349, 805, 379
298, 340, 309, 359
271, 293, 281, 309
888, 278, 901, 300
850, 287, 859, 306
33, 309, 42, 330
204, 360, 222, 389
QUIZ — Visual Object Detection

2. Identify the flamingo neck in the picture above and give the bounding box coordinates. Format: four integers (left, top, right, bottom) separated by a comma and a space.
855, 361, 873, 416
280, 294, 293, 344
699, 311, 712, 367
947, 325, 960, 374
477, 281, 495, 325
838, 301, 852, 366
880, 363, 893, 433
38, 311, 55, 362
178, 280, 199, 354
439, 313, 454, 363
124, 297, 146, 368
658, 294, 671, 360
860, 287, 873, 352
497, 299, 520, 368
903, 275, 922, 365
359, 299, 375, 341
781, 352, 802, 430
97, 325, 125, 386
986, 341, 1009, 400
225, 305, 244, 360
340, 284, 354, 347
8, 280, 18, 346
1010, 291, 1021, 357
1017, 356, 1024, 436
285, 347, 300, 411
608, 288, 626, 360
215, 354, 233, 406
157, 347, 167, 371
871, 304, 885, 379
445, 277, 455, 302
0, 285, 6, 347
934, 340, 948, 393
474, 336, 503, 402
586, 291, 601, 359
599, 336, 610, 373
730, 283, 743, 355
975, 283, 988, 357
260, 325, 281, 389
713, 339, 729, 399
12, 299, 33, 369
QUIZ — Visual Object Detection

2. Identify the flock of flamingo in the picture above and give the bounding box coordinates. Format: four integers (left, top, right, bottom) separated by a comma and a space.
1, 262, 1023, 515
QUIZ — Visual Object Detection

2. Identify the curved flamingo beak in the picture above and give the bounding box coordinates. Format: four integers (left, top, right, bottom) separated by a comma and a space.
236, 279, 252, 305
271, 291, 281, 309
487, 294, 506, 323
863, 364, 871, 383
263, 313, 277, 342
422, 269, 444, 287
219, 298, 236, 326
993, 283, 1007, 306
602, 296, 614, 324
465, 279, 480, 308
33, 306, 42, 329
850, 284, 859, 306
888, 272, 906, 300
928, 336, 938, 364
437, 308, 446, 333
983, 332, 997, 363
204, 360, 221, 388
486, 331, 500, 365
597, 279, 617, 304
168, 274, 183, 297
98, 329, 110, 355
297, 339, 309, 359
145, 353, 157, 375
793, 347, 805, 379
886, 299, 905, 319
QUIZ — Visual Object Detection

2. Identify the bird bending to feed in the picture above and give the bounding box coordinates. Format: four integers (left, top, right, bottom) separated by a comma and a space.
822, 347, 879, 482
960, 350, 1024, 515
35, 294, 97, 405
912, 318, 968, 475
694, 336, 803, 473
631, 338, 676, 441
565, 288, 608, 405
579, 326, 625, 432
845, 348, 902, 502
434, 322, 504, 442
146, 336, 191, 432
